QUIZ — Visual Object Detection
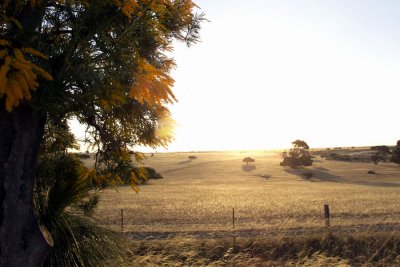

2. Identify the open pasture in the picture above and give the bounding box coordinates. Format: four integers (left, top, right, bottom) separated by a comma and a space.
94, 151, 400, 239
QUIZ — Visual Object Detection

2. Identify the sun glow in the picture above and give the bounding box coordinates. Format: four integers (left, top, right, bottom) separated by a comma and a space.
159, 0, 400, 152
70, 1, 400, 152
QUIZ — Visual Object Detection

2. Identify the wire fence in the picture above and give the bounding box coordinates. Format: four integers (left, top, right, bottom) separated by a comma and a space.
93, 204, 400, 240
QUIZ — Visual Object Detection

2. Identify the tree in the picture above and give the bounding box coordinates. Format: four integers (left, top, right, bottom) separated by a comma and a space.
0, 1, 204, 266
391, 140, 400, 165
292, 140, 309, 150
242, 157, 255, 165
280, 140, 312, 168
370, 145, 391, 165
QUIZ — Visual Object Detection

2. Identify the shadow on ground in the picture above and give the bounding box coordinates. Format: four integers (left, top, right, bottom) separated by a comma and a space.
242, 165, 256, 172
284, 168, 400, 187
285, 168, 344, 183
178, 160, 192, 164
314, 166, 330, 171
352, 180, 400, 187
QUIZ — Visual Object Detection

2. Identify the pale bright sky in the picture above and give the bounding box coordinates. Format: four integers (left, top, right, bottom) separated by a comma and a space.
72, 0, 400, 152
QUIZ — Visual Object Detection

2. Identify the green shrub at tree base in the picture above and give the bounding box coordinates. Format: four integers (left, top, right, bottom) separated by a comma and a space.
35, 128, 129, 266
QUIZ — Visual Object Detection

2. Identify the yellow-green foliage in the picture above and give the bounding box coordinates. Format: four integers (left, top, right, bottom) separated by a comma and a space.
1, 0, 204, 191
1, 0, 200, 113
0, 41, 52, 111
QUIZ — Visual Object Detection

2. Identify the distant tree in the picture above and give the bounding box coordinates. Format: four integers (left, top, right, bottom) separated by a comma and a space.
292, 140, 309, 150
328, 153, 351, 162
370, 145, 391, 164
371, 145, 391, 154
391, 141, 400, 165
280, 140, 312, 168
370, 154, 381, 165
242, 157, 255, 165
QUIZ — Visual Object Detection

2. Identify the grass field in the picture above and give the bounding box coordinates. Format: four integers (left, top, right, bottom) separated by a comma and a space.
94, 150, 400, 237
87, 150, 400, 265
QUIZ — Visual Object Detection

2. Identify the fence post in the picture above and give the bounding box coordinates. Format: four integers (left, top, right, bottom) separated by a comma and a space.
232, 208, 236, 247
324, 204, 330, 228
121, 209, 124, 233
232, 208, 235, 229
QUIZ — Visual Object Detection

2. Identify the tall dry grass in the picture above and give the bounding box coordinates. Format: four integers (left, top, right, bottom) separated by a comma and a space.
94, 152, 400, 235
127, 233, 400, 266
86, 151, 400, 266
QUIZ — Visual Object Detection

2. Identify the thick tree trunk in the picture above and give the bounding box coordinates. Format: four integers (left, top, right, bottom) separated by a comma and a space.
0, 104, 52, 267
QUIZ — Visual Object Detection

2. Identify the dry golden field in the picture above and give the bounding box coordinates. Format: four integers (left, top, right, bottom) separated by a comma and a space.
93, 150, 400, 240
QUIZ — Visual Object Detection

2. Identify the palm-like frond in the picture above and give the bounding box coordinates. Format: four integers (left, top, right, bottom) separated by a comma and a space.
34, 153, 130, 267
44, 213, 129, 267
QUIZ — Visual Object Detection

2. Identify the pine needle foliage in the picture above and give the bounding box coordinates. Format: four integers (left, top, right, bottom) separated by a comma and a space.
1, 0, 205, 187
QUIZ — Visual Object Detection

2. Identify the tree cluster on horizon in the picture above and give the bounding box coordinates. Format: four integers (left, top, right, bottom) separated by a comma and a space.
280, 140, 312, 168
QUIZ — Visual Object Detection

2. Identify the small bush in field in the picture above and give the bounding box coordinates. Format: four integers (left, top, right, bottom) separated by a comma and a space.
188, 155, 197, 160
114, 167, 163, 186
327, 153, 351, 161
135, 167, 163, 180
367, 170, 377, 175
302, 171, 314, 179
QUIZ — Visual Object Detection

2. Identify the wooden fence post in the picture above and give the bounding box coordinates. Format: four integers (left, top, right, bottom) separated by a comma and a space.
324, 204, 330, 228
121, 209, 124, 232
232, 208, 236, 247
232, 208, 235, 229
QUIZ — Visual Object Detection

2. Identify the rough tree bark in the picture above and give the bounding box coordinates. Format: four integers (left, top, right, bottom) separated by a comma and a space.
0, 103, 52, 267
